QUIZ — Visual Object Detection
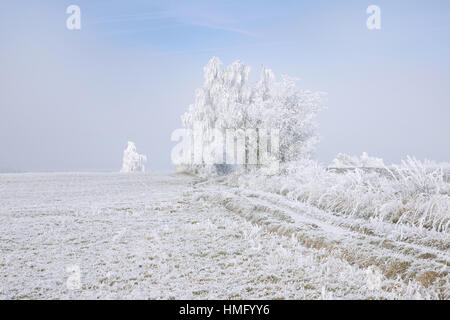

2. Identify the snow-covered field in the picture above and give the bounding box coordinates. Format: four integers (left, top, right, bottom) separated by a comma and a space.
0, 171, 448, 299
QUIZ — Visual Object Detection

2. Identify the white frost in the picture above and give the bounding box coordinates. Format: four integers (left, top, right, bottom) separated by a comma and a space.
1, 172, 446, 299
120, 141, 147, 173
181, 57, 324, 174
330, 152, 385, 168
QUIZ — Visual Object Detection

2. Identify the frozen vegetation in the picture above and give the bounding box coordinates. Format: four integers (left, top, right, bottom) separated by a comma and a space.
191, 157, 450, 299
0, 163, 448, 299
330, 152, 385, 168
0, 171, 448, 299
0, 58, 448, 300
180, 57, 323, 173
120, 141, 147, 173
174, 58, 449, 299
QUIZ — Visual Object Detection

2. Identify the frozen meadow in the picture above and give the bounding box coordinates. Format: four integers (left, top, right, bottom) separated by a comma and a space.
1, 58, 448, 300
0, 167, 448, 299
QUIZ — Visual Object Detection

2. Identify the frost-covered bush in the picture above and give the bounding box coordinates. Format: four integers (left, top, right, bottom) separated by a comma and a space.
330, 152, 385, 168
181, 57, 324, 174
120, 141, 147, 173
236, 157, 450, 232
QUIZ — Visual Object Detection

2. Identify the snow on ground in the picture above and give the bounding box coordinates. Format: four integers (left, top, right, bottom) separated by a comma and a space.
0, 172, 448, 299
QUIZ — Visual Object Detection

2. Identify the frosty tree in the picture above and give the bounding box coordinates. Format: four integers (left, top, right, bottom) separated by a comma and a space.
251, 67, 324, 162
120, 141, 147, 173
181, 57, 324, 170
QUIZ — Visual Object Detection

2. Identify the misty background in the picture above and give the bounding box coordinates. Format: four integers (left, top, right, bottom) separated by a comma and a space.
1, 0, 449, 172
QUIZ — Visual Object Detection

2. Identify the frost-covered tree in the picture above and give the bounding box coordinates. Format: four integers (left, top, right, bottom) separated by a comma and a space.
182, 58, 252, 163
252, 68, 323, 162
181, 57, 323, 170
120, 141, 147, 173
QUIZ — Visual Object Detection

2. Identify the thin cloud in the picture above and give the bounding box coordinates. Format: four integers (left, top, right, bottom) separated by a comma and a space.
90, 11, 171, 25
89, 7, 257, 38
180, 19, 257, 37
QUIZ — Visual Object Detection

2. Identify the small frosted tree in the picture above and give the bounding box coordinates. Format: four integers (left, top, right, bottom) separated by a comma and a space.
120, 141, 147, 173
181, 57, 324, 172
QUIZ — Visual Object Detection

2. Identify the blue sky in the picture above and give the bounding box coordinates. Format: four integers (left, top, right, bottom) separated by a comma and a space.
1, 0, 449, 171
